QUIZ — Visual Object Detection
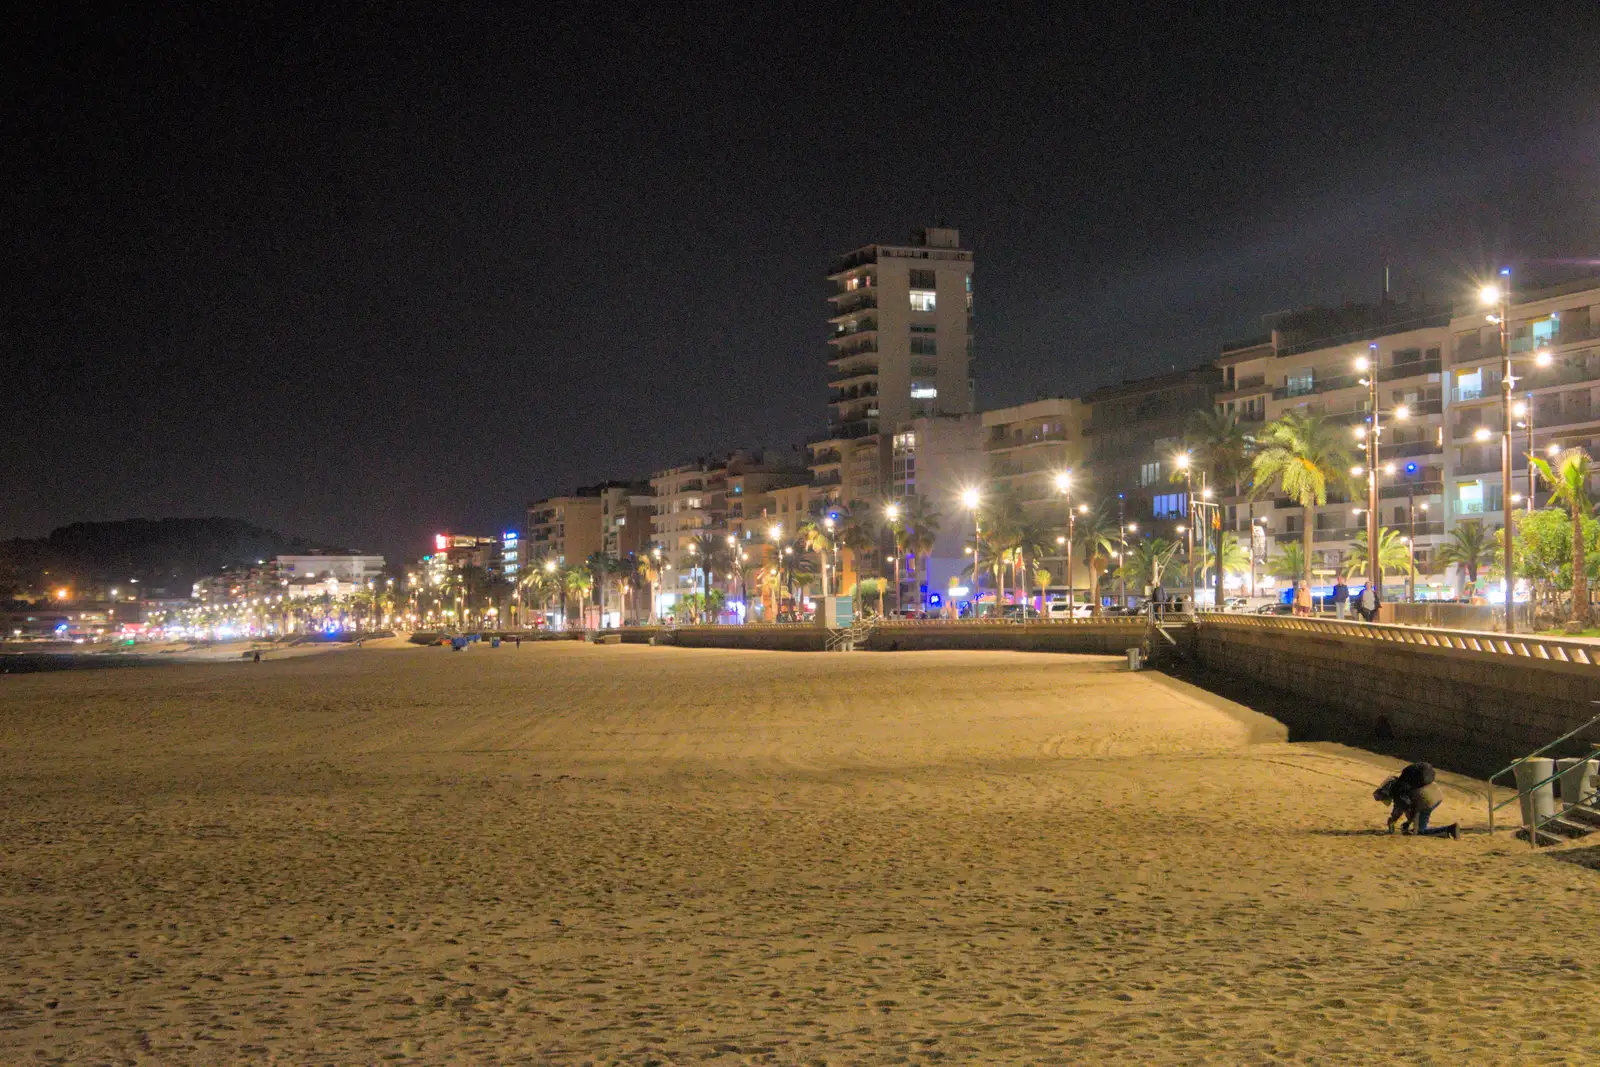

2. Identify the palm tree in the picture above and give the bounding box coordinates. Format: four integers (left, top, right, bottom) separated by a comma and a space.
1012, 517, 1052, 609
981, 493, 1026, 610
686, 533, 724, 603
1185, 409, 1253, 497
563, 565, 593, 629
1532, 447, 1596, 626
1200, 531, 1250, 585
1340, 528, 1412, 581
1124, 537, 1183, 592
851, 576, 886, 617
585, 551, 620, 623
1251, 412, 1354, 593
901, 495, 942, 612
1268, 542, 1307, 581
1071, 505, 1119, 614
797, 520, 835, 597
838, 502, 882, 593
1434, 519, 1496, 593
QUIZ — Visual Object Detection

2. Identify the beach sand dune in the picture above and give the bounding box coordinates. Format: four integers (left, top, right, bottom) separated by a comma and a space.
0, 645, 1593, 1063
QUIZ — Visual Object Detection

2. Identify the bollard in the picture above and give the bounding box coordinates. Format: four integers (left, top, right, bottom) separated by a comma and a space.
1126, 647, 1143, 671
1556, 758, 1599, 811
1513, 757, 1556, 835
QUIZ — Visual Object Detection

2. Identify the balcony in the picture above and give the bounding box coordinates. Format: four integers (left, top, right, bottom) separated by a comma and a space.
832, 318, 878, 339
1385, 439, 1443, 459
827, 419, 878, 440
1379, 480, 1442, 500
830, 248, 878, 275
1272, 372, 1363, 400
829, 340, 878, 361
829, 385, 879, 403
1377, 357, 1442, 382
984, 429, 1070, 452
828, 292, 878, 320
809, 449, 841, 466
1453, 498, 1504, 517
1312, 526, 1366, 543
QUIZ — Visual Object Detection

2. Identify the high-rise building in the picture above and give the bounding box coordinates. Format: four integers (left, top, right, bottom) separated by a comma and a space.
810, 226, 975, 502
891, 413, 985, 605
526, 491, 604, 567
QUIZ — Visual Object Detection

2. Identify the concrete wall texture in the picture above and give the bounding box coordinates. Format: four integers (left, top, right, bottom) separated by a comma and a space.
1194, 618, 1600, 761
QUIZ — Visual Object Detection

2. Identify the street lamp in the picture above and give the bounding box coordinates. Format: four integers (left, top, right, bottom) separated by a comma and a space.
1356, 343, 1383, 605
1054, 472, 1075, 613
962, 488, 983, 614
1513, 398, 1536, 512
885, 502, 902, 614
1482, 272, 1522, 632
1175, 453, 1194, 609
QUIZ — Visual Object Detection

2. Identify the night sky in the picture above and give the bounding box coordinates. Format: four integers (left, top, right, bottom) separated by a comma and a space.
8, 5, 1600, 560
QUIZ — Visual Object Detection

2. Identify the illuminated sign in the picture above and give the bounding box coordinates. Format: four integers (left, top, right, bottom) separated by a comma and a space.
435, 534, 449, 551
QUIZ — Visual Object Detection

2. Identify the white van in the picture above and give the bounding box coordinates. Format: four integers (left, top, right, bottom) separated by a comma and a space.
1045, 599, 1092, 620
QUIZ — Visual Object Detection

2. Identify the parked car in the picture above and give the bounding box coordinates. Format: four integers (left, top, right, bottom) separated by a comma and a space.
1045, 600, 1093, 619
1254, 602, 1293, 615
1001, 604, 1042, 620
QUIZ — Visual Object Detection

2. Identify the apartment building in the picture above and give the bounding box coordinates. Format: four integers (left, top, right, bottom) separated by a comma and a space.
889, 413, 984, 601
525, 491, 603, 567
810, 226, 976, 502
1219, 300, 1450, 586
597, 482, 654, 561
1081, 366, 1222, 529
1445, 278, 1600, 536
977, 398, 1086, 596
648, 461, 713, 602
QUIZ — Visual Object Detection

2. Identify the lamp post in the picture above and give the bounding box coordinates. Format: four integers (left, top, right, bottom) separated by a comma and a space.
962, 488, 982, 615
1116, 494, 1128, 609
1514, 396, 1536, 512
1355, 343, 1382, 605
1481, 274, 1517, 630
1054, 472, 1074, 613
1407, 499, 1428, 603
1176, 452, 1194, 609
885, 502, 902, 615
821, 516, 835, 599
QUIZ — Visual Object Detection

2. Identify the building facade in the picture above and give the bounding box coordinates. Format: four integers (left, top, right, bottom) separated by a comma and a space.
1220, 301, 1450, 592
891, 413, 984, 603
810, 226, 976, 504
526, 491, 604, 568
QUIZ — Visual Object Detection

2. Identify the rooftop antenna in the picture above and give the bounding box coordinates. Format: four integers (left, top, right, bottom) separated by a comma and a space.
1383, 261, 1392, 302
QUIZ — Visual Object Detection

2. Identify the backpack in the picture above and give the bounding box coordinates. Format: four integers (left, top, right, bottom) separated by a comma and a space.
1398, 762, 1435, 789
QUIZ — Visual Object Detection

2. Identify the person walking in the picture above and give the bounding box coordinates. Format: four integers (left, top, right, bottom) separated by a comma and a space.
1293, 581, 1312, 617
1356, 582, 1379, 623
1332, 578, 1350, 620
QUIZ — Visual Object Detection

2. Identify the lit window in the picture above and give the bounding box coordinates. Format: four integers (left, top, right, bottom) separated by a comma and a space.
911, 384, 938, 399
909, 291, 936, 312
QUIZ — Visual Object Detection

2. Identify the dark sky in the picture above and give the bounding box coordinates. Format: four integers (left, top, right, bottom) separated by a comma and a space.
7, 4, 1600, 560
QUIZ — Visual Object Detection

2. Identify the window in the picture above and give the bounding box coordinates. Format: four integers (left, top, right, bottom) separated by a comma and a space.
1285, 515, 1300, 533
911, 337, 937, 355
1152, 493, 1188, 519
1139, 461, 1162, 487
909, 269, 936, 289
1285, 370, 1313, 397
910, 323, 936, 333
1455, 369, 1483, 402
910, 384, 938, 399
909, 290, 936, 312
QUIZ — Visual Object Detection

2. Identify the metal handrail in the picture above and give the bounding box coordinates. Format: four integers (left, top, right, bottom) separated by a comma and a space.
1201, 613, 1600, 666
1484, 706, 1600, 840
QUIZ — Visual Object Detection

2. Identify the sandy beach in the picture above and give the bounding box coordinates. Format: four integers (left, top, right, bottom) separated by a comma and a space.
1, 643, 1595, 1064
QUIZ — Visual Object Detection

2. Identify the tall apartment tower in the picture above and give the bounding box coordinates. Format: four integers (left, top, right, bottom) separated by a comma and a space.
810, 226, 975, 503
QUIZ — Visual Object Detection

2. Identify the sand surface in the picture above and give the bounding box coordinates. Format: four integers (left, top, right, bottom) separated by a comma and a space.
1, 644, 1596, 1064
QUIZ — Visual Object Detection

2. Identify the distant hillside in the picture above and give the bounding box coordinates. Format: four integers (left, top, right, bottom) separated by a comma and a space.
0, 518, 343, 595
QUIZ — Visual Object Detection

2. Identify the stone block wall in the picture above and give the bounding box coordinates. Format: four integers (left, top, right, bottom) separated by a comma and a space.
1195, 619, 1600, 762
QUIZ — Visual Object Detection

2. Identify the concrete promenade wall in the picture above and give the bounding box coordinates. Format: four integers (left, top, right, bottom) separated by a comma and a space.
864, 622, 1148, 655
1194, 618, 1600, 760
663, 626, 829, 652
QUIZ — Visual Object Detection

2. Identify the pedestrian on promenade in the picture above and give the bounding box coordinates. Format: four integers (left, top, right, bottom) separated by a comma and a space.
1293, 581, 1312, 616
1332, 578, 1350, 619
1356, 583, 1379, 623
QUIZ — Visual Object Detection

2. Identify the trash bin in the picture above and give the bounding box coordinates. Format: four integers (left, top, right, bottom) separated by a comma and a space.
1556, 758, 1598, 810
491, 637, 501, 648
1126, 647, 1143, 671
1512, 757, 1556, 831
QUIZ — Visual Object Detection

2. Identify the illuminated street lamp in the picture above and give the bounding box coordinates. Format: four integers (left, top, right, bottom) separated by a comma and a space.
962, 488, 983, 614
1054, 472, 1076, 611
1175, 453, 1195, 608
884, 502, 902, 614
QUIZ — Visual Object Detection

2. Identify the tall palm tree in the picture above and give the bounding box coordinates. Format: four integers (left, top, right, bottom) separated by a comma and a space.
563, 565, 593, 628
1250, 412, 1354, 593
901, 495, 942, 611
797, 520, 835, 597
1185, 408, 1254, 497
1532, 446, 1596, 626
686, 533, 724, 602
1340, 528, 1412, 581
1071, 505, 1119, 614
981, 492, 1026, 610
838, 502, 882, 593
585, 551, 620, 622
1200, 531, 1250, 585
1434, 519, 1496, 592
1267, 542, 1307, 581
1124, 537, 1183, 592
1012, 517, 1052, 608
